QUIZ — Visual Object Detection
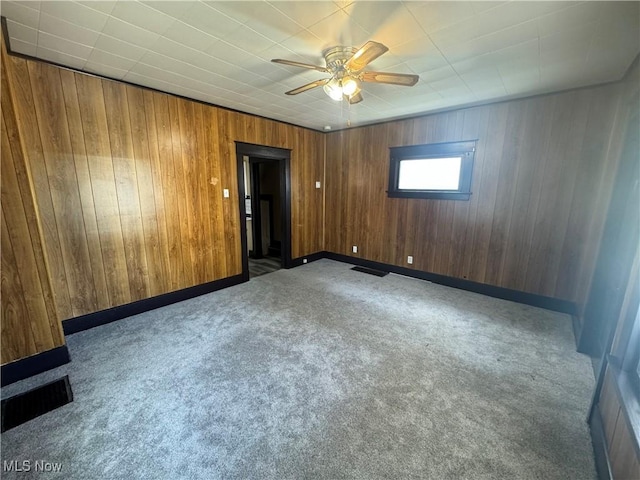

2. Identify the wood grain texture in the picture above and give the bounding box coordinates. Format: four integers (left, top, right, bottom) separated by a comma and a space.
2, 51, 324, 330
325, 85, 623, 305
599, 370, 640, 480
1, 36, 64, 364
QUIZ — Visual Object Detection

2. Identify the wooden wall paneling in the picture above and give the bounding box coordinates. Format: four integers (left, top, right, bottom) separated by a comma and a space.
167, 95, 195, 286
193, 103, 214, 281
484, 101, 525, 286
447, 108, 481, 279
58, 70, 110, 312
1, 40, 64, 363
500, 97, 554, 292
523, 93, 584, 296
0, 126, 53, 344
141, 90, 173, 293
126, 85, 166, 297
0, 132, 59, 357
365, 124, 389, 264
556, 87, 621, 303
1, 72, 60, 343
324, 132, 343, 254
176, 99, 200, 285
203, 104, 227, 279
74, 74, 132, 309
27, 62, 99, 317
609, 405, 640, 479
540, 92, 591, 297
102, 80, 151, 302
149, 93, 186, 289
435, 111, 465, 276
325, 81, 623, 303
308, 128, 322, 255
460, 106, 491, 280
290, 129, 302, 258
365, 127, 382, 262
467, 103, 509, 284
599, 371, 621, 447
217, 109, 241, 277
1, 211, 37, 361
388, 121, 413, 266
6, 57, 74, 320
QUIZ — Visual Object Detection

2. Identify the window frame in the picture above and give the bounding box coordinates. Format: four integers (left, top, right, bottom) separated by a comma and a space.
388, 140, 477, 200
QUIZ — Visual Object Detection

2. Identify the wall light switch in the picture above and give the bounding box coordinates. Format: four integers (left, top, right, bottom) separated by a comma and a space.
352, 245, 358, 253
407, 255, 413, 265
223, 188, 230, 198
315, 181, 321, 189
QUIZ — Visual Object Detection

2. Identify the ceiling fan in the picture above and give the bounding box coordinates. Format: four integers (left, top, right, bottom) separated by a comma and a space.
272, 41, 419, 104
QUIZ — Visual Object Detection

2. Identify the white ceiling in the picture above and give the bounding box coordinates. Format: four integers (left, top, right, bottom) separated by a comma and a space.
1, 1, 639, 131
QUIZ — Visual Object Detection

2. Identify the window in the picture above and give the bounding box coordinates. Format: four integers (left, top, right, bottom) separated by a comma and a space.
388, 140, 476, 200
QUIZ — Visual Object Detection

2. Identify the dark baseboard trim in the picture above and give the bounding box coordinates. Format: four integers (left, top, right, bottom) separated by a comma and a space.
323, 252, 578, 315
590, 406, 613, 480
290, 251, 326, 268
63, 274, 246, 335
1, 346, 71, 387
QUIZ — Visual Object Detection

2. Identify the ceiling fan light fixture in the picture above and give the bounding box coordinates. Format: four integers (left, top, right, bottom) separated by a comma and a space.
323, 78, 343, 101
342, 76, 359, 96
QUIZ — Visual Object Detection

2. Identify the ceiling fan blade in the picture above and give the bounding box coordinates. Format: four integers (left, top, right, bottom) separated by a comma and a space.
344, 41, 389, 72
347, 92, 363, 104
360, 71, 419, 86
271, 59, 328, 73
285, 79, 329, 95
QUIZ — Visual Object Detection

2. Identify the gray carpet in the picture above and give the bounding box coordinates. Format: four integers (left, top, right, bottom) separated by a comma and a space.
1, 259, 596, 479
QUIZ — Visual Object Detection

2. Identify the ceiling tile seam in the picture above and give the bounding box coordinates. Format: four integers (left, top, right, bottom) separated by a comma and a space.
268, 1, 340, 31
36, 16, 103, 51
158, 18, 222, 46
78, 0, 116, 17
261, 1, 313, 33
35, 38, 90, 71
146, 36, 276, 89
401, 3, 476, 100
131, 54, 253, 98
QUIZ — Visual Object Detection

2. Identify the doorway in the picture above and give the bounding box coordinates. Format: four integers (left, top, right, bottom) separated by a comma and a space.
235, 142, 292, 280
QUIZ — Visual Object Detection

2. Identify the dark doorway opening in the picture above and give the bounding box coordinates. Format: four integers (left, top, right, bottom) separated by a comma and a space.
235, 142, 292, 280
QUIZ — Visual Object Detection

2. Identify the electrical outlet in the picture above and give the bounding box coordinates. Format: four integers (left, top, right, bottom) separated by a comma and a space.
407, 255, 413, 265
315, 181, 321, 189
223, 188, 230, 198
352, 245, 358, 253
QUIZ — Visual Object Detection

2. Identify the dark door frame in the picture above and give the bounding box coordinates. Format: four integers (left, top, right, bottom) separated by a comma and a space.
235, 142, 292, 279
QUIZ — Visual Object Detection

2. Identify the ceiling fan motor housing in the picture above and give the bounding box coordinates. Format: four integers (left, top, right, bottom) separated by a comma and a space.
322, 46, 358, 74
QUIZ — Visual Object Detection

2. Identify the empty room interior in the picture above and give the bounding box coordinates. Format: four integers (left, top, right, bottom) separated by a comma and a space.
1, 1, 639, 478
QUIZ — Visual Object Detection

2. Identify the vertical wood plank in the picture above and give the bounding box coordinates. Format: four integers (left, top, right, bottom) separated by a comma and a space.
74, 74, 132, 306
59, 69, 110, 311
6, 56, 74, 320
102, 80, 150, 301
126, 85, 165, 297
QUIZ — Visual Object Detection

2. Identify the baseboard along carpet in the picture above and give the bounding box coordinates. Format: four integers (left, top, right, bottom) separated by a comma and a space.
0, 259, 596, 479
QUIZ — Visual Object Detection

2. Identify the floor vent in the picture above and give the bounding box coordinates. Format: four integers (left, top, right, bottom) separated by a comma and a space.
1, 376, 73, 432
351, 266, 389, 277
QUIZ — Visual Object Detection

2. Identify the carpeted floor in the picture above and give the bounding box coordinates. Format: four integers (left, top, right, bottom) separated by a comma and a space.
1, 259, 596, 479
